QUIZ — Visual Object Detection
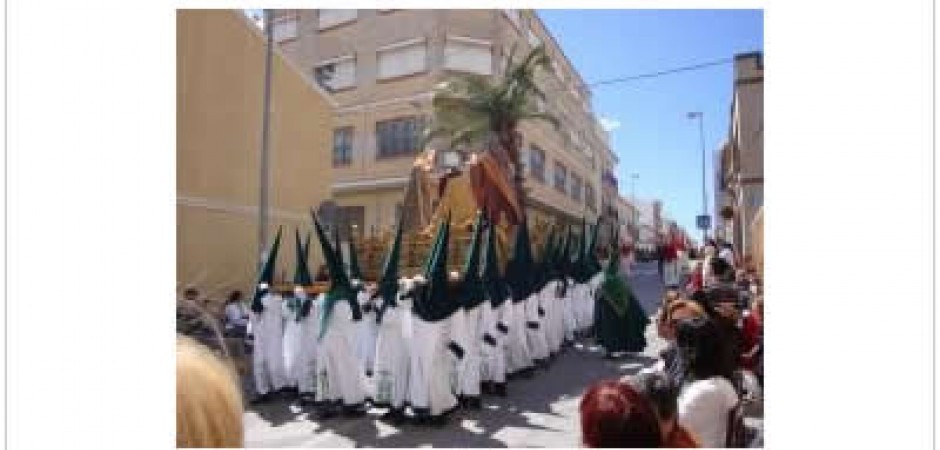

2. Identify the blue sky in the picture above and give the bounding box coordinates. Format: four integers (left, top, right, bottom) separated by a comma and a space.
538, 9, 763, 237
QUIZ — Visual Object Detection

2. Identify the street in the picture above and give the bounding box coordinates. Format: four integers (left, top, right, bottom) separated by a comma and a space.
244, 262, 667, 448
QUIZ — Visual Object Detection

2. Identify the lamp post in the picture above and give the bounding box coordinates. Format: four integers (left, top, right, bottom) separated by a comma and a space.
630, 173, 639, 243
258, 9, 274, 267
687, 111, 708, 243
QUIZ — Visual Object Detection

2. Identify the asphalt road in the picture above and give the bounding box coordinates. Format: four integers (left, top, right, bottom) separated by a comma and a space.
244, 262, 667, 448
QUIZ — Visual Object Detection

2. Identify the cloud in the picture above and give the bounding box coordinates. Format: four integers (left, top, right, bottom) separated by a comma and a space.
599, 117, 622, 132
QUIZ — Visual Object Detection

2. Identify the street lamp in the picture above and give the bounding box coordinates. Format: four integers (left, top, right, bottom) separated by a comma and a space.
687, 111, 708, 243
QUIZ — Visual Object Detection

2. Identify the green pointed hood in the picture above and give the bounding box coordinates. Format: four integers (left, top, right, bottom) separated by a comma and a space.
481, 215, 508, 306
414, 212, 455, 322
587, 220, 602, 275
506, 218, 534, 301
459, 209, 486, 309
601, 227, 630, 317
347, 227, 363, 281
251, 226, 282, 313
303, 232, 312, 263
534, 228, 556, 291
293, 228, 313, 287
376, 213, 404, 318
311, 211, 355, 339
332, 226, 347, 280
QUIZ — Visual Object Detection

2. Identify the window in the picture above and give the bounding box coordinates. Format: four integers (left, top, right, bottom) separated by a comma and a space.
376, 116, 426, 158
571, 173, 583, 201
377, 39, 428, 79
333, 127, 353, 166
314, 55, 356, 91
528, 145, 546, 182
318, 9, 357, 30
336, 206, 365, 240
444, 37, 493, 75
272, 13, 298, 42
553, 161, 567, 193
502, 9, 522, 30
585, 185, 597, 210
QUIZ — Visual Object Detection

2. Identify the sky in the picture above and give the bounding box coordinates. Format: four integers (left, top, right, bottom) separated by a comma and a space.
538, 9, 763, 238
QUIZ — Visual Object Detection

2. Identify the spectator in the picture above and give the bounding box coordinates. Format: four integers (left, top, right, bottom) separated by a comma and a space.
707, 287, 745, 372
652, 300, 706, 387
177, 335, 244, 448
674, 317, 740, 448
718, 243, 736, 269
223, 290, 249, 338
580, 379, 662, 448
741, 296, 763, 384
686, 261, 704, 293
630, 372, 701, 447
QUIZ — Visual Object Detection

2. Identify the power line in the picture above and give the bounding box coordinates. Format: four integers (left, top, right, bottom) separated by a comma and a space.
586, 57, 735, 88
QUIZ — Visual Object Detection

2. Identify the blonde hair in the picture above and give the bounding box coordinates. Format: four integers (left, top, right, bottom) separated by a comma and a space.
177, 335, 244, 448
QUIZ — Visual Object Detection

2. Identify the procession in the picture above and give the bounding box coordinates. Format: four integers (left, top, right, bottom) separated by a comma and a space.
175, 8, 765, 448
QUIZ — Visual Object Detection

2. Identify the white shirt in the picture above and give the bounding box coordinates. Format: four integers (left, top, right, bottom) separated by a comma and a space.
677, 377, 739, 448
224, 302, 248, 327
719, 248, 735, 267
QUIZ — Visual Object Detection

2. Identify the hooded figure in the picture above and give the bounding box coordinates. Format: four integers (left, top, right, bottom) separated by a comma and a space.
502, 219, 536, 376
453, 209, 486, 408
583, 221, 605, 337
249, 227, 290, 401
594, 227, 649, 357
572, 219, 595, 336
348, 230, 378, 377
557, 226, 578, 344
479, 213, 510, 397
283, 229, 321, 401
372, 216, 413, 421
408, 214, 465, 423
311, 212, 367, 418
537, 230, 562, 357
524, 225, 551, 367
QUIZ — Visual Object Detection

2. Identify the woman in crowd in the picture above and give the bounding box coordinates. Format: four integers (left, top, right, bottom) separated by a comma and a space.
579, 379, 662, 448
741, 295, 763, 384
630, 372, 700, 447
652, 300, 706, 387
674, 317, 740, 448
177, 335, 244, 448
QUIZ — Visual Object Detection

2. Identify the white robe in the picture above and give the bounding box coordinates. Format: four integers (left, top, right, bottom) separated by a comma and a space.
562, 279, 577, 341
542, 281, 563, 354
282, 298, 303, 388
524, 292, 549, 361
455, 304, 483, 397
372, 303, 412, 409
506, 299, 533, 373
408, 315, 459, 416
249, 292, 288, 395
480, 300, 507, 384
295, 296, 320, 394
316, 299, 367, 406
355, 292, 379, 375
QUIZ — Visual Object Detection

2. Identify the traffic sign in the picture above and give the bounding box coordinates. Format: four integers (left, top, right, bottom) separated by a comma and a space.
696, 214, 711, 230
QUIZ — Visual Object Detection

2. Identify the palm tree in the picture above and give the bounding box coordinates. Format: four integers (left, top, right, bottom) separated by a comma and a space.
423, 44, 561, 213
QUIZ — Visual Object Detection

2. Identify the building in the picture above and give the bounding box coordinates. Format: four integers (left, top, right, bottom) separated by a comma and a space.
177, 10, 335, 307
716, 51, 763, 258
614, 194, 639, 244
270, 9, 609, 236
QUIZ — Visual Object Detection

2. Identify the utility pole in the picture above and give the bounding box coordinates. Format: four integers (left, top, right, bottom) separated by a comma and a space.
258, 9, 274, 266
687, 111, 708, 243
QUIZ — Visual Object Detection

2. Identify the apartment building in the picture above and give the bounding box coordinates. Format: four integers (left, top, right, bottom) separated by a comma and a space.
716, 51, 763, 256
271, 9, 610, 235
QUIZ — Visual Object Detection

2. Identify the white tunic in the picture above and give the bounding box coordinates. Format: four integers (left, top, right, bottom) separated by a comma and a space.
524, 292, 549, 361
282, 299, 303, 388
561, 279, 577, 341
506, 300, 533, 373
480, 300, 507, 384
455, 304, 483, 397
249, 292, 288, 395
355, 291, 379, 375
372, 304, 412, 409
316, 299, 367, 406
408, 315, 458, 416
294, 296, 320, 394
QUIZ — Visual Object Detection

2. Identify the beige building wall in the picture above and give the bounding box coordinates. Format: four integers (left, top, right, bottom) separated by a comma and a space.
729, 51, 763, 255
177, 9, 335, 309
274, 9, 607, 236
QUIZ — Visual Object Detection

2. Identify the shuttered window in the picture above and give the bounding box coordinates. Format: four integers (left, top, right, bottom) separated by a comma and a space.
333, 127, 353, 166
377, 39, 428, 79
444, 37, 492, 75
318, 9, 357, 30
570, 173, 583, 201
528, 145, 546, 182
376, 116, 426, 158
314, 55, 356, 90
554, 161, 567, 194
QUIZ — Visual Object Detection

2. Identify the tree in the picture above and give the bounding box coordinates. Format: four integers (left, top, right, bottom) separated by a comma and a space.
423, 44, 561, 213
